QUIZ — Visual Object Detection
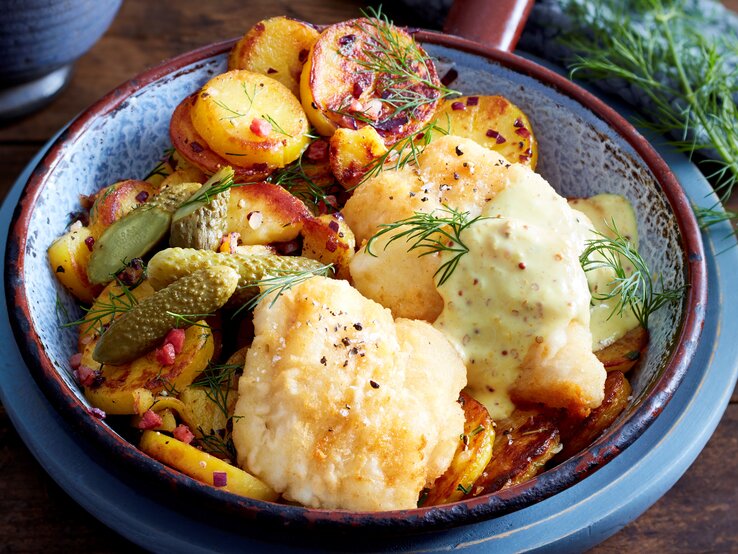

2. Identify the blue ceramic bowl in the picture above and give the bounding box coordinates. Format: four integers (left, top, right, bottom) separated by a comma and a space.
5, 32, 706, 533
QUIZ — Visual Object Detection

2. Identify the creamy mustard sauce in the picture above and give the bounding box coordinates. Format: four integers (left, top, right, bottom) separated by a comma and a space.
433, 169, 594, 419
569, 194, 640, 351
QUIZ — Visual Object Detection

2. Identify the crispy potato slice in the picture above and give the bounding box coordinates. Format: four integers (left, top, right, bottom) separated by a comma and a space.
48, 225, 102, 304
433, 95, 537, 168
556, 371, 632, 460
88, 179, 157, 240
301, 18, 442, 144
140, 431, 277, 501
595, 326, 648, 373
472, 408, 561, 495
329, 126, 388, 188
226, 183, 312, 245
229, 17, 319, 97
423, 392, 495, 506
190, 70, 310, 168
301, 214, 355, 280
169, 94, 271, 182
80, 321, 214, 415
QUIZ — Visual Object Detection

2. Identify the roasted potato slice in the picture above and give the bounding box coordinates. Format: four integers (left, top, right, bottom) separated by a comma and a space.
169, 94, 272, 182
88, 179, 157, 240
556, 371, 632, 460
301, 214, 355, 280
472, 408, 561, 495
595, 326, 648, 373
140, 431, 278, 501
80, 321, 215, 415
48, 225, 102, 304
301, 18, 442, 144
423, 392, 495, 506
229, 17, 319, 97
432, 95, 538, 168
226, 182, 312, 245
190, 70, 311, 168
329, 126, 388, 188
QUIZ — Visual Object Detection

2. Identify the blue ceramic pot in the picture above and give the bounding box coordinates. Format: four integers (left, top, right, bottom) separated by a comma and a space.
0, 0, 122, 119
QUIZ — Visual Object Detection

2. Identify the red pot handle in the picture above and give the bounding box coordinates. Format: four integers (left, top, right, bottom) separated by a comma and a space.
443, 0, 534, 52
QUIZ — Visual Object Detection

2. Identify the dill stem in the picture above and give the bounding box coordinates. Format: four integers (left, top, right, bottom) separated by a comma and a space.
659, 12, 738, 198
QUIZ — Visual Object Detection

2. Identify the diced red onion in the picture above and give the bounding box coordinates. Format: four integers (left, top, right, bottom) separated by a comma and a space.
451, 102, 466, 111
466, 96, 479, 106
213, 471, 228, 487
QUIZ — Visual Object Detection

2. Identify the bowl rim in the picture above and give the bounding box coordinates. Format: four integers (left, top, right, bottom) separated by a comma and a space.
4, 29, 707, 533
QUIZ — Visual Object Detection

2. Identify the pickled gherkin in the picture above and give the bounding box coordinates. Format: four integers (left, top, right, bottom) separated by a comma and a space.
147, 247, 325, 304
93, 265, 239, 364
86, 181, 202, 284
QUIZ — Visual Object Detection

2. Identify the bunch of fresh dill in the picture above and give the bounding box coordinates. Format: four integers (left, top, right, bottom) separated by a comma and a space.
519, 0, 738, 225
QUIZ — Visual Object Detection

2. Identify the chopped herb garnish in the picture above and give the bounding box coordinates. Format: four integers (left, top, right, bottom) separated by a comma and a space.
165, 311, 214, 329
456, 483, 472, 495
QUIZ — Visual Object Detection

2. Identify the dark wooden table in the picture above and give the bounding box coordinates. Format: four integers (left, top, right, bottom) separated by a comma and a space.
1, 1, 736, 551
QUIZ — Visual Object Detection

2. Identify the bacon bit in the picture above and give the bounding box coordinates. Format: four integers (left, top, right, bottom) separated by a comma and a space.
513, 118, 524, 128
84, 236, 95, 251
213, 471, 228, 487
88, 407, 106, 420
451, 101, 466, 111
348, 99, 364, 113
252, 162, 269, 172
69, 352, 83, 370
325, 237, 338, 252
305, 140, 329, 162
363, 99, 382, 121
173, 424, 195, 444
254, 22, 265, 32
440, 68, 458, 86
317, 196, 337, 215
165, 328, 186, 355
352, 81, 364, 98
518, 262, 526, 269
138, 409, 163, 430
298, 48, 309, 63
190, 141, 204, 153
250, 117, 272, 137
328, 220, 340, 233
515, 127, 531, 138
156, 343, 176, 366
466, 96, 479, 106
75, 365, 98, 386
267, 67, 277, 74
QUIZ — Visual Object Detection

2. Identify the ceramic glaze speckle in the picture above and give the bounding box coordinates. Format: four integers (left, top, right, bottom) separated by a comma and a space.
8, 34, 704, 532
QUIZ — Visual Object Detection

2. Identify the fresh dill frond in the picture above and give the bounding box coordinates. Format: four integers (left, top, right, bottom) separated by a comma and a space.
335, 6, 457, 128
190, 362, 241, 420
267, 141, 333, 211
165, 311, 214, 329
143, 146, 175, 180
359, 116, 450, 184
62, 281, 138, 336
196, 429, 236, 460
177, 168, 240, 210
236, 263, 335, 314
213, 99, 247, 121
260, 113, 292, 137
579, 222, 684, 328
559, 0, 738, 217
694, 205, 738, 229
242, 81, 261, 112
366, 206, 487, 286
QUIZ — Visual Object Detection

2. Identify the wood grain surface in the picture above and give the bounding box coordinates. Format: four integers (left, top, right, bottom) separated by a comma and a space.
1, 1, 736, 552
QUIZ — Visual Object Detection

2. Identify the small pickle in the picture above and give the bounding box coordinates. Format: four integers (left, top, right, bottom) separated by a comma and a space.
147, 247, 325, 304
170, 189, 230, 250
87, 181, 201, 284
93, 265, 239, 364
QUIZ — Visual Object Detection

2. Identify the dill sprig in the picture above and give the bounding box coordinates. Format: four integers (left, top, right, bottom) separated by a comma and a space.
177, 167, 238, 210
339, 7, 457, 126
366, 206, 487, 287
197, 430, 236, 460
579, 223, 684, 328
267, 142, 333, 211
559, 0, 738, 221
261, 113, 292, 137
143, 147, 175, 181
165, 311, 214, 329
191, 362, 241, 420
62, 280, 138, 336
236, 263, 335, 314
359, 116, 450, 185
